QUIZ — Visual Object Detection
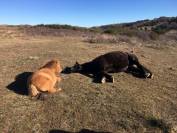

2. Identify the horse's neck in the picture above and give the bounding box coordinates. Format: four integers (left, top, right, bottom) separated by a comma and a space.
81, 61, 93, 73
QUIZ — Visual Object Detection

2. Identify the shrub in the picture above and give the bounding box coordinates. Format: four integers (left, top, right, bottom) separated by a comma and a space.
149, 32, 159, 40
103, 29, 117, 34
85, 34, 119, 43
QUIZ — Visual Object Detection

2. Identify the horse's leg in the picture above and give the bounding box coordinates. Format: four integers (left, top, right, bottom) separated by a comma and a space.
95, 72, 114, 83
103, 72, 114, 83
94, 72, 106, 83
126, 65, 139, 74
128, 53, 153, 78
135, 62, 153, 78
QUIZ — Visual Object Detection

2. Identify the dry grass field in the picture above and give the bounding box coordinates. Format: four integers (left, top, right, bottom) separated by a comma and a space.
0, 26, 177, 133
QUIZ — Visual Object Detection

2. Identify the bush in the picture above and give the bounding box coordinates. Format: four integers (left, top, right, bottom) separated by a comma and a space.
149, 32, 159, 40
35, 24, 88, 31
85, 34, 119, 43
152, 22, 177, 34
103, 29, 117, 34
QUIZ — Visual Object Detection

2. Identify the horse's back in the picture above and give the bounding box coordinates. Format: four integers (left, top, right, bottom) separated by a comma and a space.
92, 51, 129, 72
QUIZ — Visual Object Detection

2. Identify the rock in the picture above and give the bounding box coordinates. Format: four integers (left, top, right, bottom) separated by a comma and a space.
28, 56, 39, 60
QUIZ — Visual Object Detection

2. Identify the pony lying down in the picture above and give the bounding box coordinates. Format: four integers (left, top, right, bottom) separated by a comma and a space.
63, 51, 153, 83
27, 60, 62, 99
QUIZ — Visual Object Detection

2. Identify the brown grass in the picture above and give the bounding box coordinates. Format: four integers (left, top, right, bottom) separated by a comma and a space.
0, 33, 177, 133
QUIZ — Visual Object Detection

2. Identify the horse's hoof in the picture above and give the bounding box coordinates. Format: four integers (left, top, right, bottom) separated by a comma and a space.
150, 74, 154, 79
57, 88, 62, 92
145, 73, 153, 79
111, 76, 114, 83
101, 77, 106, 83
107, 76, 114, 83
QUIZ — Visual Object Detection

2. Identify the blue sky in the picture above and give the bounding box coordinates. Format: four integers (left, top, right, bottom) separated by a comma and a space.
0, 0, 177, 27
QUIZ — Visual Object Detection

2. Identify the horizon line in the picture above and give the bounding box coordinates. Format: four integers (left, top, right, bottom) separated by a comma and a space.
0, 16, 176, 28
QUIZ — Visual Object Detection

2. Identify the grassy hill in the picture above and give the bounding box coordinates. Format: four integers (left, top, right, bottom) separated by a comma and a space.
1, 16, 177, 43
90, 17, 177, 41
95, 16, 177, 34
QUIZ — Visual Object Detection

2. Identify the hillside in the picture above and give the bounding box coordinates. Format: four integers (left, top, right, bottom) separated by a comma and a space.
97, 17, 177, 34
1, 17, 177, 43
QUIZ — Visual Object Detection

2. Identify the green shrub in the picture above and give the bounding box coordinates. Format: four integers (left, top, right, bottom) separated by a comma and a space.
103, 29, 117, 34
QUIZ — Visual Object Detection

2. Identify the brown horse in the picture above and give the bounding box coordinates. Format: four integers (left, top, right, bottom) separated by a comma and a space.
62, 51, 153, 83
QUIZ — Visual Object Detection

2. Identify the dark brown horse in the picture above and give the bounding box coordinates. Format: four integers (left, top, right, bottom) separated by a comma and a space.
63, 51, 153, 83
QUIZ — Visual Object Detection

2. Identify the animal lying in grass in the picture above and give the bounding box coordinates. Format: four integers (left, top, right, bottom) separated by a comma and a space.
63, 51, 153, 83
27, 59, 62, 99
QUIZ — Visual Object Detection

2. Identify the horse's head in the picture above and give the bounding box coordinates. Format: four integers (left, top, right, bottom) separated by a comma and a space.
61, 61, 82, 74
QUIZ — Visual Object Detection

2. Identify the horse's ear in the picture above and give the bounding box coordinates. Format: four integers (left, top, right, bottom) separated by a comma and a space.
75, 61, 79, 65
130, 47, 134, 53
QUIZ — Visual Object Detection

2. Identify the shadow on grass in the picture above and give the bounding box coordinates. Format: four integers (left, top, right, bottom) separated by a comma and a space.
6, 72, 33, 95
146, 118, 171, 133
49, 129, 111, 133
